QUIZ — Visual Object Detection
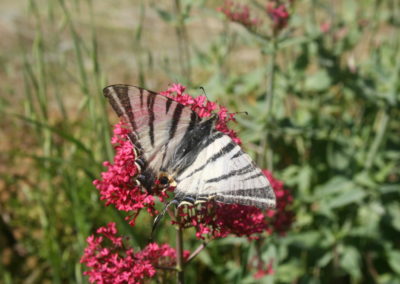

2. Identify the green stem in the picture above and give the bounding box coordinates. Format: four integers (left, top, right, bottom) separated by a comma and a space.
266, 41, 277, 116
175, 210, 185, 284
262, 40, 277, 170
174, 0, 191, 84
186, 242, 207, 264
365, 108, 390, 170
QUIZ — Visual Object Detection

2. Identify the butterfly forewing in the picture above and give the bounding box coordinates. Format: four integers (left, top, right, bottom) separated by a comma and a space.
104, 84, 276, 210
103, 85, 199, 173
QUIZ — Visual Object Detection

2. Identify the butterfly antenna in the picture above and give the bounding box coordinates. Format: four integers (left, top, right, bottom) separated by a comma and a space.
150, 199, 179, 241
199, 86, 210, 100
228, 111, 248, 116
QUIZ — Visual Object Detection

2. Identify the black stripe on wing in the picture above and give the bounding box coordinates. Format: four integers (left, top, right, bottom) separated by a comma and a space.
204, 163, 254, 183
187, 111, 199, 133
169, 104, 184, 139
231, 151, 243, 159
146, 92, 156, 147
160, 108, 201, 170
165, 98, 173, 114
216, 187, 272, 199
243, 172, 264, 181
139, 88, 144, 108
214, 188, 275, 209
175, 132, 239, 180
104, 85, 138, 130
103, 85, 144, 151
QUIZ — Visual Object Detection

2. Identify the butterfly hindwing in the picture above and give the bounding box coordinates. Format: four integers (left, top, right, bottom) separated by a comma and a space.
175, 133, 276, 209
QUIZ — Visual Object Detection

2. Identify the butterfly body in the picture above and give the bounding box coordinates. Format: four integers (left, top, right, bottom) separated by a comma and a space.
104, 84, 276, 210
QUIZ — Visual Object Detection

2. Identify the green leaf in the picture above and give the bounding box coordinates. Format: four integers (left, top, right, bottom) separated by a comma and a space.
379, 184, 400, 194
340, 246, 361, 280
327, 187, 366, 209
388, 251, 400, 274
155, 8, 173, 22
285, 231, 321, 249
318, 252, 333, 267
388, 204, 400, 232
276, 261, 304, 283
13, 113, 94, 159
305, 70, 332, 92
314, 177, 367, 209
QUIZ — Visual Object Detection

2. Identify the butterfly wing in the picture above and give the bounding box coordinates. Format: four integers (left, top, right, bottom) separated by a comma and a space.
103, 84, 201, 187
175, 132, 276, 209
104, 84, 276, 210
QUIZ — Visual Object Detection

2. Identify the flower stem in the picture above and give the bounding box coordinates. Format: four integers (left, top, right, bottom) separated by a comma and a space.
175, 209, 185, 284
186, 242, 207, 264
265, 40, 277, 116
365, 108, 390, 170
174, 0, 191, 84
259, 40, 277, 170
155, 265, 178, 271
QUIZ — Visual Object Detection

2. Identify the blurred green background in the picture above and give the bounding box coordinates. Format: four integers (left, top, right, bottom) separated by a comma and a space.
0, 0, 399, 283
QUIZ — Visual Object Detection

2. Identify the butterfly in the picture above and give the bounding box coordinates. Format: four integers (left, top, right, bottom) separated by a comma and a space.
103, 84, 276, 211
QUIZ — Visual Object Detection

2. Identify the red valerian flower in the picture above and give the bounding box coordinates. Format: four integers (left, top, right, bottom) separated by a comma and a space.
81, 223, 189, 284
266, 2, 290, 33
94, 83, 294, 237
87, 84, 294, 282
254, 259, 274, 279
161, 83, 241, 144
179, 170, 294, 240
93, 122, 159, 226
218, 0, 262, 28
263, 170, 294, 235
320, 21, 331, 33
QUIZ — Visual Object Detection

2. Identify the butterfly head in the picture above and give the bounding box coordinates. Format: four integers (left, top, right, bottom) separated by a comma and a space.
157, 172, 177, 190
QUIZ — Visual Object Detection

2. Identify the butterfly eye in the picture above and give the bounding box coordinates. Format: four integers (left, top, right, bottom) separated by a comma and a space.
159, 176, 169, 186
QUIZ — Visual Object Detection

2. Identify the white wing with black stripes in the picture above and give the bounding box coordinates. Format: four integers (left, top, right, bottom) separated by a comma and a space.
103, 84, 276, 210
174, 133, 275, 209
104, 84, 200, 190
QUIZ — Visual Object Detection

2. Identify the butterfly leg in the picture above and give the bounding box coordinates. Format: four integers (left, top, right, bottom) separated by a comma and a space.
151, 199, 179, 239
177, 196, 196, 207
194, 196, 209, 205
194, 195, 217, 205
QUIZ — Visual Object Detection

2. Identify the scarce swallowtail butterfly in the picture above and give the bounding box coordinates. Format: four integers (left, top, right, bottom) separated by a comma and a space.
103, 84, 276, 212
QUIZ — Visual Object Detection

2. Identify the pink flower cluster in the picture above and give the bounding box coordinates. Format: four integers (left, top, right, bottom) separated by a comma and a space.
85, 83, 295, 282
218, 1, 262, 28
266, 2, 290, 33
160, 83, 241, 144
81, 223, 189, 284
254, 259, 274, 279
179, 170, 293, 240
93, 123, 158, 226
264, 170, 294, 234
218, 1, 291, 34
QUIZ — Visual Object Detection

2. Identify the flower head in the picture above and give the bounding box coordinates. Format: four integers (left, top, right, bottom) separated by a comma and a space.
179, 170, 294, 240
263, 170, 294, 235
94, 83, 293, 236
160, 83, 241, 144
93, 122, 159, 226
254, 259, 274, 279
218, 1, 262, 28
86, 84, 294, 282
266, 2, 290, 33
81, 222, 189, 284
